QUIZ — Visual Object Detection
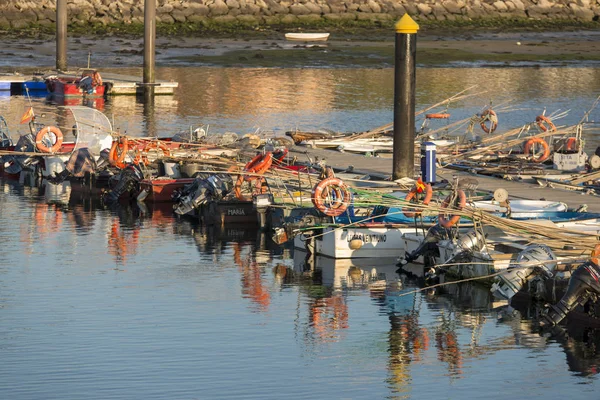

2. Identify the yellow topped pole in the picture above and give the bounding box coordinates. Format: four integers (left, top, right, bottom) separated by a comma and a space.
392, 14, 419, 180
395, 14, 420, 34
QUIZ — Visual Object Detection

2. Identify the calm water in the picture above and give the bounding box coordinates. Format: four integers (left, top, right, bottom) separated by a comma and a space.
1, 66, 600, 399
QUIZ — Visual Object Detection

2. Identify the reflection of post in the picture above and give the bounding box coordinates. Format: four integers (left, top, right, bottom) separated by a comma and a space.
142, 91, 156, 137
143, 0, 156, 98
56, 0, 67, 71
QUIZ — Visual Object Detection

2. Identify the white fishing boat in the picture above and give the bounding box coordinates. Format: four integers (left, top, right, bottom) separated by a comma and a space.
285, 33, 330, 42
293, 198, 598, 259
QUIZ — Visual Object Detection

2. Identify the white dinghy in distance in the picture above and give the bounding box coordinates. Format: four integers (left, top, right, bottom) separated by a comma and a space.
285, 32, 330, 42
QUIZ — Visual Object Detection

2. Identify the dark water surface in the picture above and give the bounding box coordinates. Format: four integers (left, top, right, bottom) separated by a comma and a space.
1, 66, 600, 398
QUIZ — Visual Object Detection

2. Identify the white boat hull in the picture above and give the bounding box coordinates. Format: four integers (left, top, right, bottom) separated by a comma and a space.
285, 33, 330, 42
295, 225, 423, 259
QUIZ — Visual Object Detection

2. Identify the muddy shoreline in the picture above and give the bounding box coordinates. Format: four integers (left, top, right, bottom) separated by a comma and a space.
1, 28, 600, 70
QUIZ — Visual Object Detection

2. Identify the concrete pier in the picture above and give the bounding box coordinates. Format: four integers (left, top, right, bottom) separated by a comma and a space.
289, 145, 600, 212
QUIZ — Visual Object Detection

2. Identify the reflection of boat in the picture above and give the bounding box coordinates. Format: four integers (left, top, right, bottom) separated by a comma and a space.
46, 93, 105, 110
285, 33, 330, 42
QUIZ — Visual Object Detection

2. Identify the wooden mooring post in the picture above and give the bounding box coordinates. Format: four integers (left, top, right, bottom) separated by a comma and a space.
143, 0, 156, 97
56, 0, 67, 71
392, 14, 419, 180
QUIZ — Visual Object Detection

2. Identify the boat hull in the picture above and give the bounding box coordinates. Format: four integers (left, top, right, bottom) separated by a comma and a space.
296, 224, 422, 259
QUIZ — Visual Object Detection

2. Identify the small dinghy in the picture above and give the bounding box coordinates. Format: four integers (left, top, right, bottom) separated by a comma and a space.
285, 33, 330, 42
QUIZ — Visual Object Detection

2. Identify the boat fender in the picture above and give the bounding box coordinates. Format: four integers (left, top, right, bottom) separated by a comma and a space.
35, 126, 64, 153
524, 137, 551, 163
312, 177, 352, 217
438, 189, 467, 228
535, 115, 556, 133
403, 178, 433, 218
425, 113, 450, 119
480, 109, 498, 134
349, 239, 363, 250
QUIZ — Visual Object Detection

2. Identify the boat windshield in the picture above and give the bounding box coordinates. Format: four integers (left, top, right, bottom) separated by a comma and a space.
67, 106, 113, 156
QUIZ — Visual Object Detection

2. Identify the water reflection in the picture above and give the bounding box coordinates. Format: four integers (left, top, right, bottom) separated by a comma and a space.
3, 177, 600, 396
3, 67, 599, 147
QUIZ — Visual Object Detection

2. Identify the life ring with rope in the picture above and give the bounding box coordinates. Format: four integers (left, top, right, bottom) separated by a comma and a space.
480, 109, 498, 134
438, 189, 467, 228
524, 137, 551, 163
35, 126, 64, 153
234, 175, 267, 202
403, 179, 433, 218
138, 141, 170, 164
312, 177, 352, 217
535, 115, 555, 132
108, 137, 129, 169
243, 152, 273, 182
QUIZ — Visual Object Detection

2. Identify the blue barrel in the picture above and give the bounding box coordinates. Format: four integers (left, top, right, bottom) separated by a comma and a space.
420, 141, 436, 183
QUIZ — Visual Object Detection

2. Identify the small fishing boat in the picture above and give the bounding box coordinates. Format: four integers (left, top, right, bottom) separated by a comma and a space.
45, 69, 105, 97
285, 33, 330, 42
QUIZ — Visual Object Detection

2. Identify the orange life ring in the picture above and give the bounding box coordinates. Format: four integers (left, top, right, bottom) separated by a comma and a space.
403, 181, 433, 218
535, 115, 555, 132
234, 175, 266, 202
524, 137, 551, 163
243, 152, 273, 182
480, 109, 498, 134
591, 243, 600, 266
425, 113, 451, 119
565, 137, 578, 152
438, 189, 466, 228
312, 177, 352, 217
35, 126, 64, 153
139, 141, 171, 164
108, 137, 128, 169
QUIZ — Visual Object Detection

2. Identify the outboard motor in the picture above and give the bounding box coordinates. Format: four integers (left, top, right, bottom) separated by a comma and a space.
397, 224, 451, 269
424, 229, 487, 281
491, 244, 557, 301
102, 163, 144, 205
3, 133, 37, 174
541, 261, 600, 328
173, 173, 233, 215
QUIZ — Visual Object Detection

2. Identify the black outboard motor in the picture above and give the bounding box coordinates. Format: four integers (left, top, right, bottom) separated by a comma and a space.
541, 261, 600, 327
397, 224, 451, 270
173, 173, 233, 215
102, 163, 144, 205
